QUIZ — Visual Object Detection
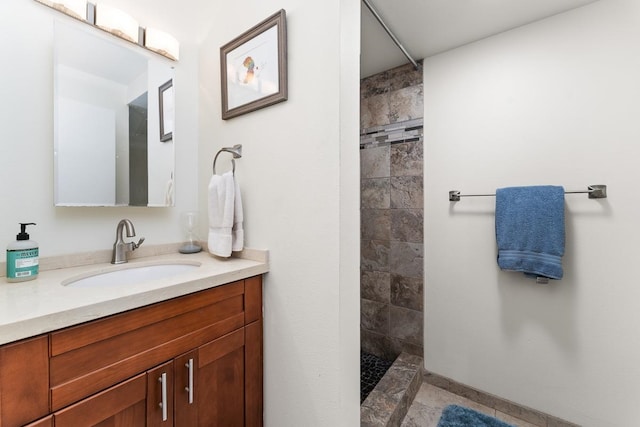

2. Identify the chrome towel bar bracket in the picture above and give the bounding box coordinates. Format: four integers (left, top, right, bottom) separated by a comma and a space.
449, 185, 607, 202
213, 144, 242, 175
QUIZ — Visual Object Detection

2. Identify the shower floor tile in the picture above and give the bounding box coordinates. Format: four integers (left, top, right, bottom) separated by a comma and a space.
361, 351, 393, 403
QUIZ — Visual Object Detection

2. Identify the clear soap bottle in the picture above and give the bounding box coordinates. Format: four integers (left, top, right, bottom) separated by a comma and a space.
6, 223, 39, 282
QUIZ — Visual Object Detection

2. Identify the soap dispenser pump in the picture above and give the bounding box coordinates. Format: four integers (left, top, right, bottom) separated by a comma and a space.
6, 222, 39, 282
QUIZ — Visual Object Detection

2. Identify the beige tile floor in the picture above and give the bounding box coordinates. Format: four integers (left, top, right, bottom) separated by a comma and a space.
401, 383, 539, 427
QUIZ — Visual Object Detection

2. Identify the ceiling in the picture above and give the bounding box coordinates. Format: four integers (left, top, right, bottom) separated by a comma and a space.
80, 0, 600, 79
361, 0, 599, 77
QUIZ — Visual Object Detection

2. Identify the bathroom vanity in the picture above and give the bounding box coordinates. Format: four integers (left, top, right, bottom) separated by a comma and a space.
0, 251, 267, 427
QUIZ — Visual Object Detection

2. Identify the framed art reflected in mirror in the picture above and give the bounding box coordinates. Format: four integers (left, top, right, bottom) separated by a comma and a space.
159, 79, 174, 142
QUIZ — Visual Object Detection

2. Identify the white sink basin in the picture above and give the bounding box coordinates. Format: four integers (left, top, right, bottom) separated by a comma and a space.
63, 261, 201, 288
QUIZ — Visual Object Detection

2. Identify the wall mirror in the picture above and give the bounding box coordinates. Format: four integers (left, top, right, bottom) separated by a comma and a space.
54, 22, 175, 207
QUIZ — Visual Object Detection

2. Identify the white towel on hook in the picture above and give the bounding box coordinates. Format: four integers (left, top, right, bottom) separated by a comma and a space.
232, 175, 244, 252
208, 171, 235, 257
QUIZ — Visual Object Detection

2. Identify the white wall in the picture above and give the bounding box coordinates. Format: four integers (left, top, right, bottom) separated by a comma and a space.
0, 0, 200, 255
198, 1, 360, 425
424, 0, 640, 425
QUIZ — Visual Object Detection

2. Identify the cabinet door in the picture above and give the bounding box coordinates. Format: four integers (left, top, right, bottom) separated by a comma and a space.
174, 350, 198, 426
147, 361, 175, 426
54, 374, 146, 427
196, 329, 245, 426
0, 335, 49, 427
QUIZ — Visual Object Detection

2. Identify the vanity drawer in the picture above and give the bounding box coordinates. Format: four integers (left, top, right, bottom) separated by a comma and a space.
49, 280, 245, 411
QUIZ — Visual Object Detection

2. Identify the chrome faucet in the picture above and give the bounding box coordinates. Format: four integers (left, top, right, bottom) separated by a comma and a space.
111, 219, 145, 264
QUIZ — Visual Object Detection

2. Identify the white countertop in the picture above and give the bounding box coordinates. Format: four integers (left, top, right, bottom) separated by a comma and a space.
0, 251, 269, 345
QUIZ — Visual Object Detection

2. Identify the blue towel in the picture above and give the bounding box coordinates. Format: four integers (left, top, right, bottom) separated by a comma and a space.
495, 185, 565, 280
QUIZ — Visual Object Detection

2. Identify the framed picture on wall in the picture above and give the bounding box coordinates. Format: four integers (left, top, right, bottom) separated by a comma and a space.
220, 9, 288, 120
159, 79, 174, 142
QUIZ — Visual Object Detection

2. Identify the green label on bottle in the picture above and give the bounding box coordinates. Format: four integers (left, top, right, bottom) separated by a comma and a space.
6, 248, 39, 279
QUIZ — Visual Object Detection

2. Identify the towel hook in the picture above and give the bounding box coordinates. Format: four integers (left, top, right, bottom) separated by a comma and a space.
213, 144, 242, 175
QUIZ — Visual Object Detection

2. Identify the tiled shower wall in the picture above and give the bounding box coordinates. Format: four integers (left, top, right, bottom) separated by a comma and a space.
360, 62, 424, 361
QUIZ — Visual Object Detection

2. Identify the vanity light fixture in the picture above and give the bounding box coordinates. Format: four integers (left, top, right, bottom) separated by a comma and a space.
35, 0, 87, 21
34, 0, 180, 61
145, 27, 180, 61
95, 3, 139, 44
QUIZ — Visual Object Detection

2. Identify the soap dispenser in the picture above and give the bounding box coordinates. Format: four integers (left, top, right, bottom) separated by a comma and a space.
6, 223, 39, 282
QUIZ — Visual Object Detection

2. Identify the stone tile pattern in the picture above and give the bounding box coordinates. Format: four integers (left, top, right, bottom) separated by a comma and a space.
361, 62, 424, 361
361, 61, 424, 130
406, 372, 581, 427
361, 353, 424, 427
361, 352, 394, 403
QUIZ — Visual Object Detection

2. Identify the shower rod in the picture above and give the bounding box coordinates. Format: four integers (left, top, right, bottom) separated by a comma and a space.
362, 0, 418, 70
449, 185, 607, 202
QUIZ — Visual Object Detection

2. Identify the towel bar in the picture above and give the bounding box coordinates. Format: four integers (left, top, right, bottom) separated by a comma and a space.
213, 144, 242, 175
449, 185, 607, 202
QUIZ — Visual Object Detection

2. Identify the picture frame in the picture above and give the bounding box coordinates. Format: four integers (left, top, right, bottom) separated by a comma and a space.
159, 79, 174, 142
220, 9, 287, 120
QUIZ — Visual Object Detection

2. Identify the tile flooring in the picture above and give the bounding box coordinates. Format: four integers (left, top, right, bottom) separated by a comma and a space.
361, 352, 394, 403
401, 382, 540, 427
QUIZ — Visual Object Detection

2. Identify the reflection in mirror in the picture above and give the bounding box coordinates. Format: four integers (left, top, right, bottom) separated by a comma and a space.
54, 22, 175, 207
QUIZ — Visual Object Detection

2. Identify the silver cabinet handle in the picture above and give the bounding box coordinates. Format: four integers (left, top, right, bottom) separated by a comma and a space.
185, 358, 194, 404
158, 372, 168, 421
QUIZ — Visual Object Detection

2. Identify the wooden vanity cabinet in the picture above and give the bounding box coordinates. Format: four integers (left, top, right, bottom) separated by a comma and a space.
0, 335, 49, 426
0, 275, 262, 427
146, 329, 247, 426
55, 275, 262, 427
53, 373, 147, 426
23, 417, 53, 427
